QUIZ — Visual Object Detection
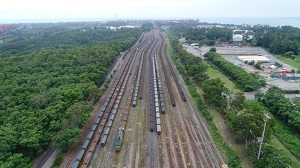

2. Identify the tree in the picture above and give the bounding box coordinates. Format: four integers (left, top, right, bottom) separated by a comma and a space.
202, 78, 228, 108
260, 80, 267, 87
88, 85, 103, 102
283, 51, 294, 58
251, 38, 258, 47
209, 47, 217, 52
261, 86, 300, 134
290, 69, 295, 73
204, 51, 261, 91
275, 62, 283, 68
52, 128, 81, 152
227, 100, 273, 149
0, 26, 142, 166
255, 92, 265, 101
0, 153, 31, 168
254, 62, 262, 69
251, 144, 291, 168
235, 112, 263, 149
230, 93, 246, 111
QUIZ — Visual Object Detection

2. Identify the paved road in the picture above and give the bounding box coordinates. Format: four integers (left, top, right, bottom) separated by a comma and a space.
35, 148, 57, 168
244, 88, 298, 100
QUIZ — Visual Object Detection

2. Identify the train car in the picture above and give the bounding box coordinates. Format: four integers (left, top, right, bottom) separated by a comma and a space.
161, 106, 166, 114
132, 100, 137, 107
87, 131, 94, 140
104, 127, 110, 135
156, 118, 161, 125
82, 140, 90, 149
82, 151, 93, 166
97, 112, 103, 118
157, 125, 161, 135
107, 120, 113, 127
156, 112, 160, 118
91, 125, 97, 132
75, 149, 85, 161
100, 106, 106, 113
94, 117, 100, 125
149, 121, 154, 132
115, 127, 125, 152
71, 160, 79, 168
101, 135, 107, 147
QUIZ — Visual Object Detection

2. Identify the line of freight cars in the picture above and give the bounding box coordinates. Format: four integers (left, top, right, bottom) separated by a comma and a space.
100, 43, 139, 147
114, 62, 137, 152
152, 50, 163, 135
81, 39, 146, 167
132, 40, 151, 106
149, 46, 156, 132
148, 45, 163, 134
114, 36, 154, 152
71, 39, 148, 168
139, 33, 156, 101
153, 48, 165, 115
159, 32, 186, 102
100, 36, 150, 148
158, 42, 176, 107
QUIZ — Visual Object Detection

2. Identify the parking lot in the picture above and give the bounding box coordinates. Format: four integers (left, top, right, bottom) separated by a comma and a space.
185, 45, 300, 91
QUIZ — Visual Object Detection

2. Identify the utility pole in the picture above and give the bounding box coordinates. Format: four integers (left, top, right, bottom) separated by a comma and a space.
257, 113, 271, 160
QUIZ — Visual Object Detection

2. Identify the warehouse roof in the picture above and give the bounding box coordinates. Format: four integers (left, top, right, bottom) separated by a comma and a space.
238, 56, 271, 62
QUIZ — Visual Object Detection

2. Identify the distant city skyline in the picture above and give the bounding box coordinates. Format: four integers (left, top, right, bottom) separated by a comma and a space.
1, 0, 300, 21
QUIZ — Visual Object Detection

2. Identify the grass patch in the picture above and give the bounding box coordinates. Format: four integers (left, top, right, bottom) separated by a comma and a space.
205, 61, 242, 93
52, 153, 63, 168
270, 136, 300, 168
275, 55, 300, 70
205, 102, 253, 168
273, 120, 300, 160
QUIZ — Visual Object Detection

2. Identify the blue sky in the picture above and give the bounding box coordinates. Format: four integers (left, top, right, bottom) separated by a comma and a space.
1, 0, 299, 20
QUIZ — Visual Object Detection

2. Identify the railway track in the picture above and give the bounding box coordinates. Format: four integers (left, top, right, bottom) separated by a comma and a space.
157, 30, 226, 168
159, 32, 187, 103
63, 27, 227, 168
93, 32, 155, 168
67, 35, 150, 168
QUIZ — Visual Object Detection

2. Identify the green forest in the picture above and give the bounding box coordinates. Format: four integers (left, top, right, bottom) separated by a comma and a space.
253, 26, 300, 55
169, 24, 233, 45
0, 24, 142, 167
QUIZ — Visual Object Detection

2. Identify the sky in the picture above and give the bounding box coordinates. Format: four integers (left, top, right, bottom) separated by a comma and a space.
1, 0, 300, 21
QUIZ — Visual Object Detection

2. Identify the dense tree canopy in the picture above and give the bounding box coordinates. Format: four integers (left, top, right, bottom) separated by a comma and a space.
255, 87, 300, 134
0, 25, 142, 167
0, 26, 140, 58
170, 39, 208, 84
169, 24, 232, 45
202, 78, 228, 108
253, 26, 300, 55
249, 143, 292, 168
226, 100, 273, 149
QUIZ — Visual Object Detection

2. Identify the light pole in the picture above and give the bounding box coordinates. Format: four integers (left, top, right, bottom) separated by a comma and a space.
257, 113, 271, 160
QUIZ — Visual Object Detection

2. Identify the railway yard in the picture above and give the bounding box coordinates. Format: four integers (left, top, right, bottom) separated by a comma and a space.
61, 28, 226, 168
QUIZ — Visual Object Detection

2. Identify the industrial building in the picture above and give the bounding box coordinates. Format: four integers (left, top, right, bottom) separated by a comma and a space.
233, 34, 243, 42
238, 56, 271, 63
282, 74, 300, 80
